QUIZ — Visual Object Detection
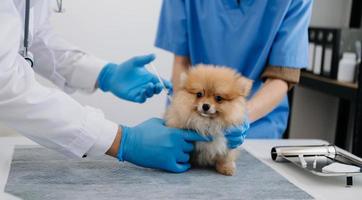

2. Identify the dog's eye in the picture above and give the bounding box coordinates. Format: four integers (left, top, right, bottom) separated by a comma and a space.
196, 92, 203, 98
215, 96, 223, 103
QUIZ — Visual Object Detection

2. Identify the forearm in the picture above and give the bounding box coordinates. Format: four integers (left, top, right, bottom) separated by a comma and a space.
106, 128, 122, 158
172, 56, 191, 91
0, 64, 118, 158
246, 78, 288, 123
32, 6, 106, 93
32, 31, 107, 93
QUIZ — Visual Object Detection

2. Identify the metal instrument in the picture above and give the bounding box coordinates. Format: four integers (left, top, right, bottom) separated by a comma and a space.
148, 63, 172, 102
21, 0, 34, 67
21, 0, 65, 67
271, 145, 362, 187
55, 0, 65, 13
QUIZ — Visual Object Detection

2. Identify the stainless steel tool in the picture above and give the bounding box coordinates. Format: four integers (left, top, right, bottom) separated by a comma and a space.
271, 145, 362, 187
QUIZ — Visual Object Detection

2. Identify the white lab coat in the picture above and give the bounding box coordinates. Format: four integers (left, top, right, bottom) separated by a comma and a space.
0, 0, 118, 158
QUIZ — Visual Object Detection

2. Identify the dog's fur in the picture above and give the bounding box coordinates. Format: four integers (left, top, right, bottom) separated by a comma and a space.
165, 65, 252, 175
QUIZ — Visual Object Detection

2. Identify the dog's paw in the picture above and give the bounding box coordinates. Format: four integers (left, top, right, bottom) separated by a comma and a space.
216, 162, 236, 176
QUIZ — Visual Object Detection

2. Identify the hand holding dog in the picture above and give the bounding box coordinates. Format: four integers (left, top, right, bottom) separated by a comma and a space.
118, 118, 212, 173
225, 122, 250, 149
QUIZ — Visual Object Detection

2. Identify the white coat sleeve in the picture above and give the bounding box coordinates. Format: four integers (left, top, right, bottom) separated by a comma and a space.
30, 1, 107, 93
0, 0, 118, 158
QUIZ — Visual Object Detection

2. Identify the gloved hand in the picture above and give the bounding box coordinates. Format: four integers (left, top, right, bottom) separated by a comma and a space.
118, 118, 212, 173
98, 54, 172, 103
225, 120, 250, 149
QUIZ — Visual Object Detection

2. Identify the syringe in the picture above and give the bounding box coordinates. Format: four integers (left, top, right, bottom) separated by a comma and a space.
148, 63, 172, 102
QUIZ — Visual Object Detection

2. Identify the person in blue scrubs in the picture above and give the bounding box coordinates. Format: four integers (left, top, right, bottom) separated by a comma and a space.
155, 0, 313, 138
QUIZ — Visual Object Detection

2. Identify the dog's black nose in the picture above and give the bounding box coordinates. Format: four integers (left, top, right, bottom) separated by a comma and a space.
202, 104, 210, 111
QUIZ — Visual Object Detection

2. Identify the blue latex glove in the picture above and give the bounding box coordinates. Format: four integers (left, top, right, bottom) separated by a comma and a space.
225, 119, 250, 149
118, 118, 212, 173
98, 54, 172, 103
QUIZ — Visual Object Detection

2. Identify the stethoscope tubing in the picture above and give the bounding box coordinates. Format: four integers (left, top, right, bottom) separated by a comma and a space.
23, 0, 34, 67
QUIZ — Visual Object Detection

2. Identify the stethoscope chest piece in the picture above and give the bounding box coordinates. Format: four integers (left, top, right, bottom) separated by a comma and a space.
24, 51, 34, 67
19, 49, 34, 67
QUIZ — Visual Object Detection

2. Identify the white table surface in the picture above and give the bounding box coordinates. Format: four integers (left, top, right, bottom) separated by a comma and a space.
0, 137, 361, 200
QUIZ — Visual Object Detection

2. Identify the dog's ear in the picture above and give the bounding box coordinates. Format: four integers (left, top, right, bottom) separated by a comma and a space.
179, 72, 188, 88
237, 76, 253, 97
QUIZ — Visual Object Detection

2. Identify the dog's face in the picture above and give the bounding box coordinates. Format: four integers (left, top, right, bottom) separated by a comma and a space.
177, 65, 252, 128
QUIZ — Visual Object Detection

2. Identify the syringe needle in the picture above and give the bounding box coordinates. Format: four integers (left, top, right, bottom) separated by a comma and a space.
149, 63, 172, 102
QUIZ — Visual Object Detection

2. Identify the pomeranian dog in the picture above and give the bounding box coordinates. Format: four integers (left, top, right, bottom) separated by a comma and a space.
165, 65, 252, 175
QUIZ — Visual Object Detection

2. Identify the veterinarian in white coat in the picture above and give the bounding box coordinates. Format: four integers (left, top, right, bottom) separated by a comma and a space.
0, 0, 240, 173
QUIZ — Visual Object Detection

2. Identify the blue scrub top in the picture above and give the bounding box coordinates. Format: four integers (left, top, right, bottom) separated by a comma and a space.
155, 0, 313, 138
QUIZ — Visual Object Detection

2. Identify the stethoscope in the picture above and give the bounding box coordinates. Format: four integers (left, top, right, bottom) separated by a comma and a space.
21, 0, 65, 67
55, 0, 65, 13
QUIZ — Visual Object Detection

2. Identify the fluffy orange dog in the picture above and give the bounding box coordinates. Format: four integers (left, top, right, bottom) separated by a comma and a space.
165, 65, 252, 175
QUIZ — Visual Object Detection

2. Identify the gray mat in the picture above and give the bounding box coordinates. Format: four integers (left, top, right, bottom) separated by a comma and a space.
5, 146, 312, 200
